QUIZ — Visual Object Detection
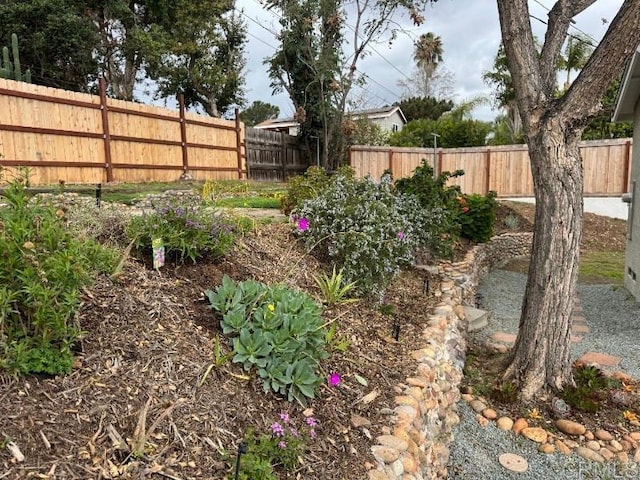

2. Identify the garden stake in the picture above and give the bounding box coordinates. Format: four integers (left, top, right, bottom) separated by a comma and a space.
423, 277, 429, 295
234, 441, 247, 480
475, 293, 483, 308
96, 183, 102, 208
392, 323, 400, 341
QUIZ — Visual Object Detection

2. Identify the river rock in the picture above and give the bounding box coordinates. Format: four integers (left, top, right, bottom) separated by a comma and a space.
482, 408, 497, 420
521, 427, 548, 443
554, 419, 586, 436
497, 417, 514, 431
498, 453, 528, 473
586, 440, 601, 452
575, 446, 605, 463
594, 429, 613, 441
539, 443, 555, 454
513, 418, 529, 434
555, 440, 572, 455
469, 400, 487, 413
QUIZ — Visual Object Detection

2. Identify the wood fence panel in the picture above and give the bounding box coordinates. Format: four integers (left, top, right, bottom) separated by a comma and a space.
350, 139, 633, 196
0, 78, 247, 185
245, 128, 308, 181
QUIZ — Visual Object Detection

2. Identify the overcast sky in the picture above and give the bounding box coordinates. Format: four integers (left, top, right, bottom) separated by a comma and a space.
235, 0, 624, 122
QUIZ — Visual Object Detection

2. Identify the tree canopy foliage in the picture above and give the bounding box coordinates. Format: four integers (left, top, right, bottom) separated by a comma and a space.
0, 0, 246, 116
240, 100, 281, 127
397, 96, 454, 122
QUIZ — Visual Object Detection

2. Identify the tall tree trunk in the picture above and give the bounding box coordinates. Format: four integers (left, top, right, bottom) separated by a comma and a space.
503, 120, 583, 400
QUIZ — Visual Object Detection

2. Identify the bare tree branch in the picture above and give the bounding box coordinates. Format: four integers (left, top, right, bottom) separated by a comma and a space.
560, 0, 640, 124
539, 1, 573, 90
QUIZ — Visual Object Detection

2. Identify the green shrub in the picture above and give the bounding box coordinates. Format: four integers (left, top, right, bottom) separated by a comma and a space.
0, 171, 118, 376
394, 160, 463, 256
457, 192, 497, 242
280, 165, 354, 215
127, 198, 236, 264
205, 276, 328, 404
296, 173, 447, 297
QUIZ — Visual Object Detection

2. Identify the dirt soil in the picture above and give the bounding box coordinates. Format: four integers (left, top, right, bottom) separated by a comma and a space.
0, 201, 631, 479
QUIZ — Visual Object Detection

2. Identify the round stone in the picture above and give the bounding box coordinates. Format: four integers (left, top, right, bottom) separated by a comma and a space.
497, 417, 514, 431
539, 443, 555, 454
499, 453, 528, 473
482, 408, 498, 420
513, 418, 529, 434
521, 427, 548, 443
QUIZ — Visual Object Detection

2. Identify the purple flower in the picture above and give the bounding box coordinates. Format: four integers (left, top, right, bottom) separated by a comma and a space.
397, 231, 405, 239
309, 429, 316, 439
297, 217, 310, 231
174, 207, 185, 217
271, 422, 285, 437
278, 441, 287, 449
328, 372, 341, 386
305, 417, 317, 428
279, 412, 290, 423
289, 427, 299, 437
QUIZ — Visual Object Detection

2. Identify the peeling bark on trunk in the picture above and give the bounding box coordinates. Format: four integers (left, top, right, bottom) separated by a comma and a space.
504, 121, 583, 399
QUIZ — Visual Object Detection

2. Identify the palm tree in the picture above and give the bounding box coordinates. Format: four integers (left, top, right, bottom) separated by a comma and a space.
559, 34, 593, 90
414, 32, 443, 71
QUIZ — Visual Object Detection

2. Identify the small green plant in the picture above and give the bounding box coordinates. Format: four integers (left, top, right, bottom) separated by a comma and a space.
280, 165, 354, 214
230, 412, 317, 479
324, 322, 350, 352
560, 364, 621, 412
504, 213, 520, 230
127, 197, 236, 264
491, 381, 518, 403
456, 191, 498, 242
312, 266, 357, 306
205, 276, 328, 404
378, 303, 396, 316
0, 170, 118, 376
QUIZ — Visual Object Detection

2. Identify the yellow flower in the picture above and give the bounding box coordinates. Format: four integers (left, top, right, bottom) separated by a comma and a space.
623, 410, 638, 423
527, 408, 542, 420
267, 304, 275, 312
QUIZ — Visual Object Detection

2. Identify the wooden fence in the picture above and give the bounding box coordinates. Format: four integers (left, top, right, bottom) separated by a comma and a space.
0, 78, 246, 185
349, 139, 633, 196
245, 127, 310, 181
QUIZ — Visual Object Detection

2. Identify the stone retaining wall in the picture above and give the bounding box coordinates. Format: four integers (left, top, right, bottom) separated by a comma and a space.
368, 232, 533, 479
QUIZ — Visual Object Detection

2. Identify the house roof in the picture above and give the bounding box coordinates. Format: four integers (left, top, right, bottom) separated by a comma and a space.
254, 105, 406, 128
613, 48, 640, 122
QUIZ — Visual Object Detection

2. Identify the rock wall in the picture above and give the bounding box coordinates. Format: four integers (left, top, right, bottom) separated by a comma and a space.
368, 232, 533, 479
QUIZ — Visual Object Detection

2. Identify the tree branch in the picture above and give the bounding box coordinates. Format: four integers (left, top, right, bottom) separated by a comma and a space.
560, 0, 640, 124
496, 0, 544, 131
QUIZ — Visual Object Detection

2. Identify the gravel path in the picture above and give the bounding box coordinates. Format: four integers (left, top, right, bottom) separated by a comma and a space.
447, 266, 640, 479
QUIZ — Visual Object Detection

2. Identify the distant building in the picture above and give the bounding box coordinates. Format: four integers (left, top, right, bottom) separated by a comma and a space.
613, 47, 640, 301
254, 105, 407, 136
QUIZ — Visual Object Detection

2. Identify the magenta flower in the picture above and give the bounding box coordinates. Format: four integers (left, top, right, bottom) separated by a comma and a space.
309, 429, 317, 439
279, 412, 290, 423
397, 231, 405, 239
305, 417, 317, 428
278, 441, 287, 449
271, 422, 285, 437
328, 372, 341, 386
289, 427, 299, 437
297, 217, 310, 231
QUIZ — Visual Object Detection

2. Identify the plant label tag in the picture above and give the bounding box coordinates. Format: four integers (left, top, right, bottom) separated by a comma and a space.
152, 238, 165, 269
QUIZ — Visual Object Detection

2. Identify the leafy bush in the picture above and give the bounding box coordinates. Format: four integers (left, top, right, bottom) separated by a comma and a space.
0, 171, 118, 375
280, 165, 354, 215
127, 197, 236, 264
456, 192, 498, 242
205, 276, 328, 404
296, 173, 447, 297
231, 412, 317, 479
394, 160, 463, 257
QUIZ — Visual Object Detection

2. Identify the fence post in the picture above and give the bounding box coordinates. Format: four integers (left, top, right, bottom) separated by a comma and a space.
624, 140, 632, 192
388, 149, 396, 179
438, 149, 443, 177
280, 134, 287, 181
98, 78, 113, 183
485, 148, 491, 194
178, 94, 189, 174
235, 108, 244, 179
